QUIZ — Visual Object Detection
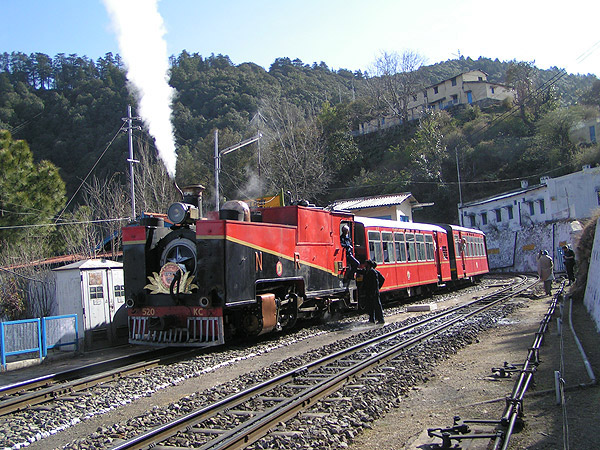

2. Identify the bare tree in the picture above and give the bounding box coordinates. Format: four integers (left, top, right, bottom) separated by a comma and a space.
0, 231, 55, 318
134, 137, 179, 214
258, 98, 329, 202
59, 204, 102, 259
506, 60, 539, 130
366, 50, 427, 122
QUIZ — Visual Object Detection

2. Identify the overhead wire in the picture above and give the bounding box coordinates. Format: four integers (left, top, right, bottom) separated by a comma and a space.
54, 122, 126, 223
0, 217, 129, 230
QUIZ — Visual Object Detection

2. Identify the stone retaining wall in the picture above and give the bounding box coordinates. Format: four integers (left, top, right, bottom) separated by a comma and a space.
484, 220, 583, 274
584, 218, 600, 332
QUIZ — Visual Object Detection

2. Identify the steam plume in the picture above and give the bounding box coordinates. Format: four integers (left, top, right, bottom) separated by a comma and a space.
103, 0, 176, 177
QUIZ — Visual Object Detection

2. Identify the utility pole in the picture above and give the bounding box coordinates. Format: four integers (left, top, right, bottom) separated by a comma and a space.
123, 105, 140, 220
213, 130, 262, 211
214, 129, 219, 211
456, 148, 464, 226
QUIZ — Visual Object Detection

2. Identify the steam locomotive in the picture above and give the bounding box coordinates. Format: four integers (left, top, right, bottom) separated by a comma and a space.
122, 185, 489, 347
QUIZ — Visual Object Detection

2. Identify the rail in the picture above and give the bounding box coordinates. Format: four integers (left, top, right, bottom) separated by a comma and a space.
0, 347, 195, 416
426, 276, 562, 449
110, 275, 536, 450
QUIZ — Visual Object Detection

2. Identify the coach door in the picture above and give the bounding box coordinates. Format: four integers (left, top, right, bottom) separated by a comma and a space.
337, 220, 353, 278
431, 233, 442, 280
455, 231, 467, 277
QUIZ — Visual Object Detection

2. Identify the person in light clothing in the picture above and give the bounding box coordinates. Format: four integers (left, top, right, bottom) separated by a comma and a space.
536, 250, 554, 295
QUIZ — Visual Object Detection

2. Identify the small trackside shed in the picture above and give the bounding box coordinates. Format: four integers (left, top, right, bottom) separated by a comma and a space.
53, 259, 127, 350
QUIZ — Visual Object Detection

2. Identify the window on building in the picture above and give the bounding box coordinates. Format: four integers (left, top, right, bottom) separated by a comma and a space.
424, 90, 428, 98
491, 87, 495, 94
495, 209, 502, 222
469, 215, 476, 227
590, 125, 597, 144
451, 94, 458, 104
434, 86, 439, 94
481, 212, 487, 225
529, 202, 535, 215
507, 205, 514, 220
478, 76, 483, 81
90, 285, 104, 299
597, 188, 600, 206
114, 285, 125, 297
539, 199, 545, 214
451, 77, 457, 86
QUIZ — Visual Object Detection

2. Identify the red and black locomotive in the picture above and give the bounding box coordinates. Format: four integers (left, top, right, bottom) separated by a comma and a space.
122, 186, 489, 347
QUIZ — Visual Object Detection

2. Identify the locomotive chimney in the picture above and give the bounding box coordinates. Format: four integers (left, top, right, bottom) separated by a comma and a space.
183, 184, 205, 215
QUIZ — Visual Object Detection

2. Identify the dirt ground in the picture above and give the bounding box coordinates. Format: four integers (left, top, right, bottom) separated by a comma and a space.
351, 283, 600, 450
5, 278, 599, 450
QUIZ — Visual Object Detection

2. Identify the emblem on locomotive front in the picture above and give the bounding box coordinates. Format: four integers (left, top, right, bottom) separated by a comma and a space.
144, 262, 198, 294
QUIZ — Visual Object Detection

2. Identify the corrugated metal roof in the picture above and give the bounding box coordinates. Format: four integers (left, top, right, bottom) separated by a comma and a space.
53, 259, 123, 271
460, 184, 544, 208
331, 193, 414, 211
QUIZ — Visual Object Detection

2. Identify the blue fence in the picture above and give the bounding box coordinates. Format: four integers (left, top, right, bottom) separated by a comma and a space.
1, 314, 78, 370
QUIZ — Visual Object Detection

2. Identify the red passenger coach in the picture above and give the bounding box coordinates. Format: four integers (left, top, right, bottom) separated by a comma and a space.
436, 224, 489, 281
351, 217, 452, 299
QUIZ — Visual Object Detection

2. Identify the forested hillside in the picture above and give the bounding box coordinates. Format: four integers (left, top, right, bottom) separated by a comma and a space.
1, 51, 599, 228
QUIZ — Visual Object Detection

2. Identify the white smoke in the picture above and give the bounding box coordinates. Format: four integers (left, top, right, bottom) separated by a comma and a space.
103, 0, 177, 177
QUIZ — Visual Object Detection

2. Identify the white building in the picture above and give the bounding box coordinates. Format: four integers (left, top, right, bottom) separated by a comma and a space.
458, 166, 600, 272
330, 193, 432, 222
459, 166, 600, 230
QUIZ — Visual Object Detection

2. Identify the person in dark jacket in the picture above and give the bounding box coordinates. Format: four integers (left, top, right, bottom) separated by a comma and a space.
363, 259, 385, 324
562, 245, 576, 285
341, 224, 359, 280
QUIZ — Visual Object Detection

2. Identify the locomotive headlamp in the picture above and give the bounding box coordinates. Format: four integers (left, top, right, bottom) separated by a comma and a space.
168, 202, 199, 225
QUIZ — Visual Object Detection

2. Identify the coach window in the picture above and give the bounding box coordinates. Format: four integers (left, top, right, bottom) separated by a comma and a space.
425, 235, 435, 260
382, 232, 395, 263
405, 233, 416, 261
394, 232, 407, 262
455, 236, 462, 256
416, 234, 426, 261
368, 231, 383, 264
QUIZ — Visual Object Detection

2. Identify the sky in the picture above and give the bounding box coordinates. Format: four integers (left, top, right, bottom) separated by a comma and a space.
1, 0, 599, 77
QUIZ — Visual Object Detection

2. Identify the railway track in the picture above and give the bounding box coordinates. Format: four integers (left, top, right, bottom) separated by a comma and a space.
0, 347, 196, 416
109, 275, 537, 450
